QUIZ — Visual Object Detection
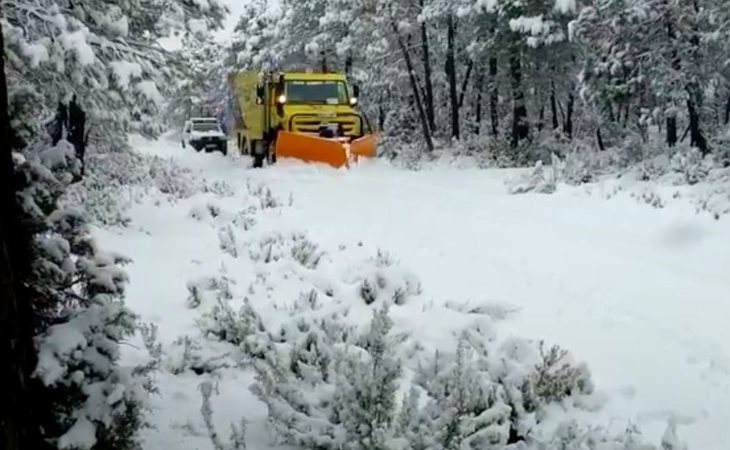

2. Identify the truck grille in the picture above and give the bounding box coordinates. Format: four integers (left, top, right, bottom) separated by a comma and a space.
291, 115, 361, 136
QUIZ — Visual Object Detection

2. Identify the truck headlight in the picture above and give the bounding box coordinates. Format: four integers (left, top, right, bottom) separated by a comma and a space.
277, 95, 287, 104
349, 97, 358, 106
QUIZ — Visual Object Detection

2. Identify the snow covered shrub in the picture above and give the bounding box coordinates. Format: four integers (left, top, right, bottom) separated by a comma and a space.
528, 342, 593, 405
290, 235, 326, 269
347, 250, 422, 306
186, 275, 234, 309
247, 181, 282, 209
199, 380, 248, 450
204, 180, 236, 198
163, 335, 235, 376
404, 334, 596, 449
334, 307, 403, 450
250, 306, 401, 450
506, 160, 558, 194
63, 147, 204, 227
669, 145, 713, 185
16, 140, 153, 450
378, 134, 428, 171
218, 225, 239, 258
233, 206, 258, 231
197, 299, 265, 350
632, 187, 665, 209
246, 231, 325, 269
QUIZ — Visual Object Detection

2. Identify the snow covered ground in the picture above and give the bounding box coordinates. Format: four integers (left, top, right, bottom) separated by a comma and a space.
100, 133, 730, 449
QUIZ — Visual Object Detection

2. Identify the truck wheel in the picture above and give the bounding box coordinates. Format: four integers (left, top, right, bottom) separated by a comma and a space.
220, 143, 228, 156
251, 139, 269, 169
253, 154, 265, 168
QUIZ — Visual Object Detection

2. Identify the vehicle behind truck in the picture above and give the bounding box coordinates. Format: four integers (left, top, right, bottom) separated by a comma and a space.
182, 117, 228, 155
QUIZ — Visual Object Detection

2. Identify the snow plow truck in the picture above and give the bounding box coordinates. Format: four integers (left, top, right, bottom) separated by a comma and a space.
229, 69, 377, 168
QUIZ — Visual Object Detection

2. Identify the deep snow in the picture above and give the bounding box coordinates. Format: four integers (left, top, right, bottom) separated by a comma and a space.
102, 133, 730, 449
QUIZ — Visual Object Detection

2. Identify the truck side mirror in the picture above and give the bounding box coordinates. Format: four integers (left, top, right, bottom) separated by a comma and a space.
353, 84, 360, 98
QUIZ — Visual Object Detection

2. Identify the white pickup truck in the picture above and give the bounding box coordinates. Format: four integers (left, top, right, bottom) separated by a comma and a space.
182, 117, 228, 155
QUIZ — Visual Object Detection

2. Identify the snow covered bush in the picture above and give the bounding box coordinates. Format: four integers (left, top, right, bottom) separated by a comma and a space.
246, 231, 325, 269
198, 380, 248, 450
63, 146, 204, 226
249, 306, 402, 450
668, 145, 714, 185
506, 159, 559, 195
186, 275, 234, 309
346, 250, 422, 306
15, 140, 154, 450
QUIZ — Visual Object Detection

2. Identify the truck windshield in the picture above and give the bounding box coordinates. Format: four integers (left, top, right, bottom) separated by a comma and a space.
285, 80, 348, 105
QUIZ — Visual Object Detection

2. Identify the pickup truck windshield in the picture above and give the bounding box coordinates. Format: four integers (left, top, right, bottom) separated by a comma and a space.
285, 80, 348, 105
192, 122, 219, 131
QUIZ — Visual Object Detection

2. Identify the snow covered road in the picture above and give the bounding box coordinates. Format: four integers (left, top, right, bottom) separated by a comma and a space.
107, 135, 730, 449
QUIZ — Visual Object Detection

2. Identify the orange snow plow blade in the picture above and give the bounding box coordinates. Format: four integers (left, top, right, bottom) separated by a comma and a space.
275, 131, 377, 168
350, 134, 377, 159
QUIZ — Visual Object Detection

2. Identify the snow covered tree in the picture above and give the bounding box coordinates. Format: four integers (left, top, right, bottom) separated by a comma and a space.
1, 2, 227, 449
2, 0, 227, 144
335, 307, 402, 450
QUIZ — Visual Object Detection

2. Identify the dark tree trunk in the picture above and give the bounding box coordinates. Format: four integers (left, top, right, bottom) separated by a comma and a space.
68, 96, 86, 179
596, 127, 605, 151
564, 92, 574, 139
687, 85, 708, 155
391, 18, 434, 152
419, 0, 435, 132
320, 51, 327, 73
458, 59, 474, 110
550, 81, 559, 129
725, 94, 730, 125
474, 67, 485, 134
345, 54, 353, 76
666, 14, 679, 147
446, 13, 459, 139
510, 53, 528, 148
667, 116, 678, 147
489, 57, 498, 136
0, 20, 48, 450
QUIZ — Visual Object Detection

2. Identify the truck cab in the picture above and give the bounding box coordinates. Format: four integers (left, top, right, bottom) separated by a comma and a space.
266, 72, 365, 139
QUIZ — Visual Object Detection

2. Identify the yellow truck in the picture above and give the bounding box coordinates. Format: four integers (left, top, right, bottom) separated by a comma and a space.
229, 69, 377, 168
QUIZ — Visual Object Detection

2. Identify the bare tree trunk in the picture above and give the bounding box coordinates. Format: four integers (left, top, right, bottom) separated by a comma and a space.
550, 80, 559, 129
419, 0, 435, 132
596, 127, 605, 151
667, 115, 678, 146
458, 60, 474, 110
666, 11, 679, 147
391, 18, 434, 152
685, 0, 707, 155
564, 92, 574, 139
725, 94, 730, 125
474, 67, 485, 134
687, 83, 707, 155
489, 57, 498, 137
510, 53, 528, 148
0, 20, 47, 450
345, 54, 353, 76
446, 13, 459, 139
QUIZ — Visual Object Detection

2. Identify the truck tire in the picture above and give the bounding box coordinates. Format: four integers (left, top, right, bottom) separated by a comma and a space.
220, 142, 228, 156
